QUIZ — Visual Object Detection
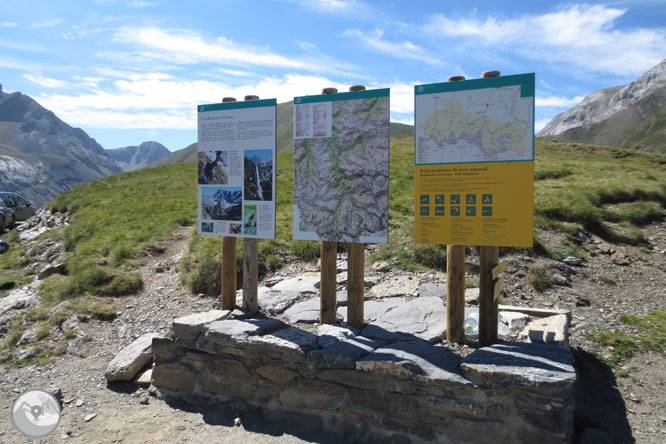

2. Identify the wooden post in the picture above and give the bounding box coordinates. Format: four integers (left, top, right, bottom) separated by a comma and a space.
320, 87, 339, 325
478, 70, 501, 346
347, 84, 366, 329
221, 97, 238, 310
445, 75, 466, 344
243, 94, 260, 314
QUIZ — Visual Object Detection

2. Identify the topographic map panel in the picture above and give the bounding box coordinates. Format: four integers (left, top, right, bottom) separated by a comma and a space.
293, 90, 389, 243
415, 81, 533, 165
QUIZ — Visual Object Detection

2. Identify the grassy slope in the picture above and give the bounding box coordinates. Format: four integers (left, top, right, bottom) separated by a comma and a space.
1, 138, 664, 363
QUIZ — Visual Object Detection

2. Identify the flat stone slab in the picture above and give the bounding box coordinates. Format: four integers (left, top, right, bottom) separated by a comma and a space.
369, 296, 445, 343
105, 332, 163, 382
317, 324, 359, 348
461, 341, 576, 387
520, 314, 569, 348
357, 340, 470, 385
249, 326, 318, 361
369, 275, 419, 298
283, 297, 343, 324
173, 310, 231, 340
271, 273, 320, 295
206, 318, 284, 344
500, 311, 531, 330
417, 282, 446, 298
308, 335, 387, 369
338, 297, 406, 323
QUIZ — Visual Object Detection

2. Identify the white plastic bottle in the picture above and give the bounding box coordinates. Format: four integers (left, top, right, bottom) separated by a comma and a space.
463, 312, 479, 335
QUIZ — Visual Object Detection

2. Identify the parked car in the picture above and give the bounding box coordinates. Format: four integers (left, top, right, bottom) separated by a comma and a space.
0, 239, 8, 254
0, 192, 36, 222
0, 198, 16, 234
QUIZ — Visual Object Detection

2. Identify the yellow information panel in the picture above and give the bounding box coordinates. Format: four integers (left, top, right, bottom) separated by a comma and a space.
414, 73, 535, 247
415, 162, 533, 246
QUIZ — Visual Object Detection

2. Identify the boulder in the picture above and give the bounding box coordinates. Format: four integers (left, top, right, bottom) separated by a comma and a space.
105, 332, 163, 382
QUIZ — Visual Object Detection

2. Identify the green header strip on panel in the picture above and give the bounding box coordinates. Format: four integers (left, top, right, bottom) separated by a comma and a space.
294, 88, 389, 105
198, 98, 277, 112
415, 73, 534, 98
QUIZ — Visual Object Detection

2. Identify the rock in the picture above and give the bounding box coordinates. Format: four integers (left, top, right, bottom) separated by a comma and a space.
363, 275, 381, 287
16, 329, 37, 346
271, 273, 320, 295
417, 282, 446, 299
499, 311, 530, 330
570, 231, 592, 244
76, 399, 84, 407
368, 296, 445, 343
105, 332, 164, 382
0, 287, 40, 314
308, 335, 387, 369
562, 256, 583, 266
206, 318, 283, 345
370, 261, 390, 272
249, 326, 319, 362
576, 296, 591, 307
464, 287, 480, 305
256, 288, 301, 314
519, 314, 569, 348
173, 310, 231, 340
135, 368, 153, 385
37, 262, 68, 280
283, 297, 343, 324
338, 297, 406, 324
611, 252, 631, 266
47, 386, 63, 401
234, 417, 242, 427
318, 324, 360, 348
357, 340, 469, 385
551, 273, 569, 286
83, 413, 97, 422
369, 275, 419, 298
139, 393, 150, 405
461, 341, 576, 387
256, 365, 298, 385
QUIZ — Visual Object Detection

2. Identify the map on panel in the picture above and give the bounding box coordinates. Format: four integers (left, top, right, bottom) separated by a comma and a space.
293, 89, 390, 243
415, 84, 533, 165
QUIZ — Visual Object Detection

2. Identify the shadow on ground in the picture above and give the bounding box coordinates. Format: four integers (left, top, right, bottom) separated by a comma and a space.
572, 347, 634, 444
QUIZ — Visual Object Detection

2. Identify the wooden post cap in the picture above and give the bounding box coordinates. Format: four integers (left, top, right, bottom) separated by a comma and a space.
447, 76, 466, 82
349, 85, 366, 92
322, 87, 338, 94
222, 97, 237, 102
244, 95, 259, 101
482, 71, 500, 78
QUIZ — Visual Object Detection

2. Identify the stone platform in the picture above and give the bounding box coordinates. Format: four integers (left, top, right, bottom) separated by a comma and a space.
151, 308, 576, 443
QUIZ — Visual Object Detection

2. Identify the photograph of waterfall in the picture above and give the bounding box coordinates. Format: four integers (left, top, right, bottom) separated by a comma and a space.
243, 149, 273, 201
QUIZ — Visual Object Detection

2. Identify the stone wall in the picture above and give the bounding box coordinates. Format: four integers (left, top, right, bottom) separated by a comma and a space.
151, 309, 575, 444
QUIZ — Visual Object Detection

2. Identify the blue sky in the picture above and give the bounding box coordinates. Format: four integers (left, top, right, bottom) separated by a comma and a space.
1, 0, 665, 151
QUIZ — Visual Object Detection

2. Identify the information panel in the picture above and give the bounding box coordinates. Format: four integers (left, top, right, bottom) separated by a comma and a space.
197, 99, 276, 239
414, 74, 535, 247
293, 88, 390, 243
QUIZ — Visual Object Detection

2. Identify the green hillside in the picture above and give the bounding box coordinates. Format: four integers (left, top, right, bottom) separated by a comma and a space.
1, 138, 664, 364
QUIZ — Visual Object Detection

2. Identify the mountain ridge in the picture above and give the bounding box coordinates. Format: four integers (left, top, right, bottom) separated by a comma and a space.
538, 59, 666, 153
106, 141, 170, 172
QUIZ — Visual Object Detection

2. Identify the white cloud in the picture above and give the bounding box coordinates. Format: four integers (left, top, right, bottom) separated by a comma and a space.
535, 118, 553, 133
1, 22, 19, 28
424, 4, 666, 76
344, 28, 443, 66
129, 1, 158, 7
29, 19, 64, 29
23, 74, 66, 88
536, 95, 585, 108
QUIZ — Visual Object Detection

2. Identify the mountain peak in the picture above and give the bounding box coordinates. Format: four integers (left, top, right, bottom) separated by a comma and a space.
538, 59, 666, 153
106, 141, 170, 172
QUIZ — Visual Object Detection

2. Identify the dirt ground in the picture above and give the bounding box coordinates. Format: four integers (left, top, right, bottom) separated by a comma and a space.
1, 219, 664, 443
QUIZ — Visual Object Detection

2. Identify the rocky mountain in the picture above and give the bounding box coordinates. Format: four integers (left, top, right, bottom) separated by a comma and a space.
106, 141, 170, 172
539, 59, 666, 153
0, 86, 124, 207
147, 142, 197, 168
